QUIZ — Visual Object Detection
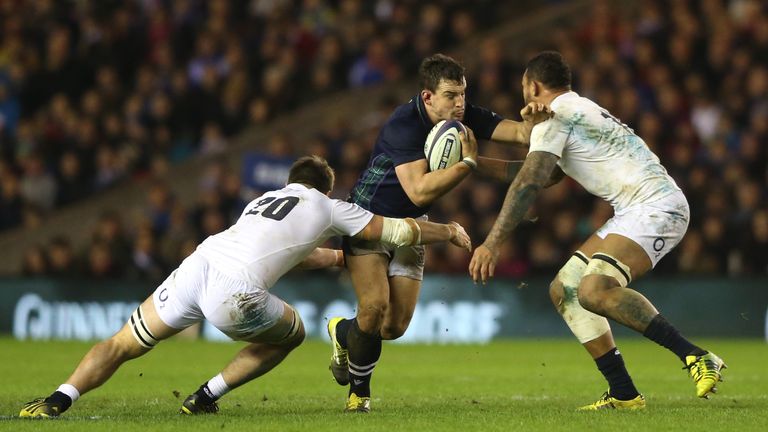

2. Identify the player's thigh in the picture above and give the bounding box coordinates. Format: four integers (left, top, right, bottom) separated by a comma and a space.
580, 231, 652, 277
382, 276, 421, 336
346, 253, 391, 305
241, 301, 304, 347
114, 295, 183, 353
590, 233, 652, 280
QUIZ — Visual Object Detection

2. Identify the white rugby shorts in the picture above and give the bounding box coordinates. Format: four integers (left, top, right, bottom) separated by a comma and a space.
596, 190, 690, 267
342, 215, 427, 281
152, 252, 285, 340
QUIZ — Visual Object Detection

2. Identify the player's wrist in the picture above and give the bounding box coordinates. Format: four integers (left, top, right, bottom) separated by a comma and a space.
334, 250, 345, 267
461, 156, 477, 170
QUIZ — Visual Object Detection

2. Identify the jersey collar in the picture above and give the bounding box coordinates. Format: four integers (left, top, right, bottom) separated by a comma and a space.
285, 183, 309, 191
415, 94, 433, 131
550, 90, 577, 108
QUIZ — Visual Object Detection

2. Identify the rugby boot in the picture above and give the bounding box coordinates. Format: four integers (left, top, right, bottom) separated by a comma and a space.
578, 392, 646, 410
685, 351, 726, 398
327, 317, 350, 385
179, 393, 219, 414
19, 398, 62, 418
344, 393, 371, 413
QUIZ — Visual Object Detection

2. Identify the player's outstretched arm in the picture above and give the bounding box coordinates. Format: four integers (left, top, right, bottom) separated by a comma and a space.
294, 248, 345, 270
476, 156, 565, 188
490, 102, 552, 144
355, 215, 471, 251
469, 151, 560, 283
476, 157, 524, 183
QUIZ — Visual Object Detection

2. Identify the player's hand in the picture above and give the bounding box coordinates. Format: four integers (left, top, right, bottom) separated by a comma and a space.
469, 243, 499, 284
459, 126, 478, 161
448, 222, 472, 252
520, 102, 553, 125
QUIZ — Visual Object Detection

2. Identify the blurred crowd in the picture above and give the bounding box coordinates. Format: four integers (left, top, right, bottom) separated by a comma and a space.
1, 0, 502, 231
10, 0, 768, 280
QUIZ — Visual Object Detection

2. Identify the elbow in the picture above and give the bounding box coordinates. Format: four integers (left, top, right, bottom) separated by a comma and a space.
410, 194, 431, 208
519, 181, 544, 197
406, 189, 432, 208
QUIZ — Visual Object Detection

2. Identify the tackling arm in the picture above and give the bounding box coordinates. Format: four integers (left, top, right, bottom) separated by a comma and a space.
355, 215, 471, 251
294, 247, 344, 270
490, 103, 553, 145
469, 151, 560, 282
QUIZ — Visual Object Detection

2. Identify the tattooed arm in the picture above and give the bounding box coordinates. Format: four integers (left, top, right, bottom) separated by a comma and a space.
469, 151, 560, 283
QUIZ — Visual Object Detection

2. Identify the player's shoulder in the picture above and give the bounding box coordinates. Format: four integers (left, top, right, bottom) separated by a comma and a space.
549, 92, 597, 124
381, 112, 426, 146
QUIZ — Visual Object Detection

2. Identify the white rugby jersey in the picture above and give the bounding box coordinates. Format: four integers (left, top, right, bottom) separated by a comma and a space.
196, 183, 373, 288
530, 91, 681, 212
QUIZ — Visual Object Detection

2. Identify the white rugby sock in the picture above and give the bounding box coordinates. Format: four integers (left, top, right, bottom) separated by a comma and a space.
57, 384, 80, 402
206, 374, 231, 399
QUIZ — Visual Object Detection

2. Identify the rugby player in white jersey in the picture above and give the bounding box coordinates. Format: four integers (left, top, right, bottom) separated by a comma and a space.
20, 156, 471, 418
469, 51, 726, 410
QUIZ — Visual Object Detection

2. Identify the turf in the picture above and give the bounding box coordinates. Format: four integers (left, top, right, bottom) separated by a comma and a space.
0, 337, 765, 431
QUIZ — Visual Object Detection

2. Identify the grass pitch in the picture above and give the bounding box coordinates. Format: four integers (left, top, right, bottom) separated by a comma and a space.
0, 337, 765, 431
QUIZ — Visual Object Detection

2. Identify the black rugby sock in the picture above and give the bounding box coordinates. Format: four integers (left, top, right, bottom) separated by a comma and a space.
346, 320, 381, 398
193, 383, 218, 404
44, 391, 72, 412
643, 314, 706, 362
335, 318, 354, 350
595, 348, 640, 401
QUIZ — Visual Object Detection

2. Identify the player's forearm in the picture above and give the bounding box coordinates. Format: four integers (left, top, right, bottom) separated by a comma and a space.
295, 248, 344, 270
408, 163, 472, 207
483, 181, 541, 250
476, 157, 524, 183
483, 152, 557, 249
414, 220, 455, 244
491, 120, 534, 145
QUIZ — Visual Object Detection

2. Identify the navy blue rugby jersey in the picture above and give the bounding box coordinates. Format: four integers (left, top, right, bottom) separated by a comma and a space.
349, 94, 503, 218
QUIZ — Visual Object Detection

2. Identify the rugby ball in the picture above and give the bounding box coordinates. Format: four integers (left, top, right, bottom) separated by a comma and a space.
424, 120, 465, 171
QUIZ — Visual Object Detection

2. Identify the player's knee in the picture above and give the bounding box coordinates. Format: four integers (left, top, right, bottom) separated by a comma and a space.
282, 325, 305, 351
103, 334, 144, 361
549, 278, 565, 310
577, 275, 615, 312
381, 322, 408, 340
550, 252, 588, 312
356, 300, 388, 331
277, 306, 305, 350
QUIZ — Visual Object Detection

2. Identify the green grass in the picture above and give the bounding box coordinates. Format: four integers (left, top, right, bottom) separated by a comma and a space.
0, 338, 766, 431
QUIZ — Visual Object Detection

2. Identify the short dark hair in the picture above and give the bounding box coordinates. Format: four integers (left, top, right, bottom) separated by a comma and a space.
419, 54, 465, 92
288, 155, 335, 193
525, 51, 571, 90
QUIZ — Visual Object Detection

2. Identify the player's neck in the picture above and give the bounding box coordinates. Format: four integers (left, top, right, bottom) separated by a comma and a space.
539, 89, 570, 106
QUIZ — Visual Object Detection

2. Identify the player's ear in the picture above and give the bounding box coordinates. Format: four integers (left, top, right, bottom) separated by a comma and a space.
421, 89, 433, 106
532, 80, 542, 98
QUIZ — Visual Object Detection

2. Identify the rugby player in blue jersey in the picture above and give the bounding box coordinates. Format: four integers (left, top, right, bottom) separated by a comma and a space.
327, 54, 551, 412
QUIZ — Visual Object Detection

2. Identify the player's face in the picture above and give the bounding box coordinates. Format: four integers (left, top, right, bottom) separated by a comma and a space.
428, 78, 467, 122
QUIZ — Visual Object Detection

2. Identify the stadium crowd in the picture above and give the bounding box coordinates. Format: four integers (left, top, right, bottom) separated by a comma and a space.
6, 0, 768, 279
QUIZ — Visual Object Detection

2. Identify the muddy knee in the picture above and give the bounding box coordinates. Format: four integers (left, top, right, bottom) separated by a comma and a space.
356, 301, 388, 334
549, 278, 566, 311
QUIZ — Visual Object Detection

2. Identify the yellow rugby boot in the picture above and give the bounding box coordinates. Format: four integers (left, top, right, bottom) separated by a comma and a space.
327, 317, 350, 385
344, 393, 371, 413
685, 352, 727, 398
578, 392, 646, 411
19, 398, 62, 418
